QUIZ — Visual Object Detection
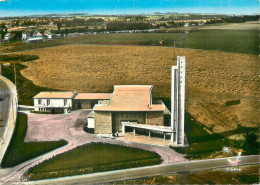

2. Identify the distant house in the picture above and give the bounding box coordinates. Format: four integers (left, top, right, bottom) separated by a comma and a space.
44, 30, 52, 39
48, 21, 54, 27
184, 22, 189, 27
33, 92, 78, 114
21, 32, 31, 40
4, 33, 13, 42
32, 31, 42, 37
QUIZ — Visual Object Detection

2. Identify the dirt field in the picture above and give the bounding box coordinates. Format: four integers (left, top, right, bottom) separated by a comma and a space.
19, 44, 259, 132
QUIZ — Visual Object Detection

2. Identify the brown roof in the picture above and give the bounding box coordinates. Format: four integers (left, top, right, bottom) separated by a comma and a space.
94, 85, 165, 112
74, 93, 112, 100
33, 92, 76, 99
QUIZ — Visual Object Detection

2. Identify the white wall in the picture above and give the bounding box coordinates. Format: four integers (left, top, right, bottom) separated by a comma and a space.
88, 118, 95, 128
34, 98, 72, 108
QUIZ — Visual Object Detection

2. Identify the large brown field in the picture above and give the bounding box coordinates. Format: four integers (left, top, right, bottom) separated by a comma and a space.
19, 44, 259, 132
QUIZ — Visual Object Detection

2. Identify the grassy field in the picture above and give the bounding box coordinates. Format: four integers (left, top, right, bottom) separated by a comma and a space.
1, 113, 67, 168
0, 29, 258, 54
172, 112, 258, 159
1, 61, 57, 105
17, 44, 259, 133
28, 143, 161, 180
119, 165, 259, 184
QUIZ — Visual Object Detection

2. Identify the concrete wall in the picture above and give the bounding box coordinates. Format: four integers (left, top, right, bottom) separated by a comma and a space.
94, 111, 112, 134
146, 111, 164, 126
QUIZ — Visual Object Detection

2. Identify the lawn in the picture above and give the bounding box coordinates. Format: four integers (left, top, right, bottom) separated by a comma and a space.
121, 165, 259, 184
1, 113, 67, 168
28, 143, 161, 180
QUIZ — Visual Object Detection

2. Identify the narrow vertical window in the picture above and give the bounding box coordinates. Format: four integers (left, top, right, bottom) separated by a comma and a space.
47, 99, 50, 106
64, 99, 67, 106
38, 99, 42, 104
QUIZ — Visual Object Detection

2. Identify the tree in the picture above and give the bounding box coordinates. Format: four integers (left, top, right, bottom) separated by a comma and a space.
57, 22, 62, 31
243, 132, 259, 155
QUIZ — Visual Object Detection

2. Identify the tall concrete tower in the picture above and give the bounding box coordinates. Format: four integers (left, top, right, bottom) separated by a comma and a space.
171, 56, 186, 145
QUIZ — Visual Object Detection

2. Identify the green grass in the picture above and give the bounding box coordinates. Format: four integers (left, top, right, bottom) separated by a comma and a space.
28, 143, 161, 180
1, 113, 67, 168
0, 54, 39, 62
1, 29, 258, 54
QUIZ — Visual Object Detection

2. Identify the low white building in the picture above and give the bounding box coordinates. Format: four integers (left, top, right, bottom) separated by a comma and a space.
21, 32, 31, 40
33, 92, 77, 114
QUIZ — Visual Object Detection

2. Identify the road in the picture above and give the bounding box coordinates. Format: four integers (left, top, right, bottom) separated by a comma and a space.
0, 75, 18, 167
0, 79, 11, 138
25, 155, 259, 185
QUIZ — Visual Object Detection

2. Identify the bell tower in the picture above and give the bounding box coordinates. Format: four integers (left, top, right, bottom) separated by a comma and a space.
171, 56, 186, 145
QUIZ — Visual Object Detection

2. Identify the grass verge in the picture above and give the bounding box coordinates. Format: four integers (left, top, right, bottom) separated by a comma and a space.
1, 113, 67, 168
28, 143, 161, 180
120, 165, 259, 184
171, 112, 258, 159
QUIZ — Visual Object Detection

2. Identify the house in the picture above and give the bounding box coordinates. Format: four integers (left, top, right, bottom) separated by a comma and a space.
184, 22, 189, 27
21, 32, 31, 40
4, 33, 12, 42
43, 30, 52, 39
74, 93, 112, 109
33, 91, 78, 113
32, 30, 42, 37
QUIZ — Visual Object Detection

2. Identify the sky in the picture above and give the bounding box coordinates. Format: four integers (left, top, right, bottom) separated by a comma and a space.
0, 0, 259, 16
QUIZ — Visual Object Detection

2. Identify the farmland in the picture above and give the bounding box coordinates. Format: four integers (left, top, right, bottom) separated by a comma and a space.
0, 29, 258, 55
17, 44, 259, 133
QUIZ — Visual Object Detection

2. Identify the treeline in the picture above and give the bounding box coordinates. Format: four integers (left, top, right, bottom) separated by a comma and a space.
222, 15, 259, 23
106, 22, 152, 31
55, 18, 104, 27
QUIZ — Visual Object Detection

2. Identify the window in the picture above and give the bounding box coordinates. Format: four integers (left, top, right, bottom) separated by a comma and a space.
38, 99, 42, 104
47, 99, 50, 106
64, 99, 67, 106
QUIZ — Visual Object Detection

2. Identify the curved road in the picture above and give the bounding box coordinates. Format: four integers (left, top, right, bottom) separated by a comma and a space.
25, 155, 259, 185
0, 75, 18, 167
0, 79, 11, 139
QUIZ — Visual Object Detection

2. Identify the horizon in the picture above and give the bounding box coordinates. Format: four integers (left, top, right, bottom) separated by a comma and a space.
0, 0, 259, 17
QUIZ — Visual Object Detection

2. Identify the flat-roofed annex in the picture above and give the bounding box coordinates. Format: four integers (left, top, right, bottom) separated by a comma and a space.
33, 92, 76, 99
94, 85, 166, 112
74, 93, 112, 100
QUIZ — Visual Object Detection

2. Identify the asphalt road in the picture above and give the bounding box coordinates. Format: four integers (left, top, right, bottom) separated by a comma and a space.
0, 79, 11, 138
26, 155, 259, 185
